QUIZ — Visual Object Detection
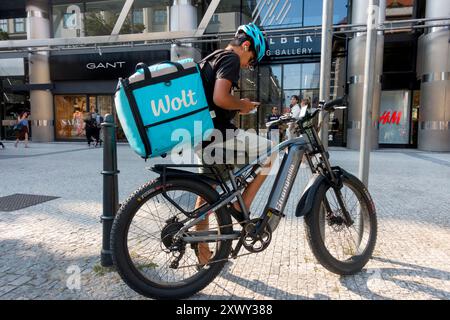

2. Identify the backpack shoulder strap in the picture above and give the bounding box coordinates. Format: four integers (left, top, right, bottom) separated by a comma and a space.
198, 49, 235, 69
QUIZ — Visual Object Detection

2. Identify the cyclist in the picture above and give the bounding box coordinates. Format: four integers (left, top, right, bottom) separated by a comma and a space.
195, 23, 277, 265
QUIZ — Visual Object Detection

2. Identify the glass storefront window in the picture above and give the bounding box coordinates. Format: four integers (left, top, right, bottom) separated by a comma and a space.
84, 0, 126, 36
300, 63, 320, 89
206, 0, 348, 33
54, 94, 125, 141
0, 19, 8, 32
282, 63, 320, 90
333, 0, 349, 24
53, 3, 85, 38
52, 0, 169, 37
378, 90, 411, 144
1, 78, 29, 140
301, 89, 319, 108
205, 0, 242, 33
297, 0, 349, 27
386, 0, 414, 20
126, 0, 170, 34
55, 95, 88, 139
252, 0, 303, 30
14, 18, 25, 33
283, 64, 301, 89
259, 65, 282, 123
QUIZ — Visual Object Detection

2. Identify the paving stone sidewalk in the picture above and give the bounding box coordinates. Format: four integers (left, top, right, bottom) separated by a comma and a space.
0, 141, 449, 300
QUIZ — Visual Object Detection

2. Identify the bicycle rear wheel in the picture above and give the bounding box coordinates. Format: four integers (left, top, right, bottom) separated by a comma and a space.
304, 173, 377, 275
111, 178, 233, 299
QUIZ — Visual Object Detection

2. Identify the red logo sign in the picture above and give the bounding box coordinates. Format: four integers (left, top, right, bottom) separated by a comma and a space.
379, 111, 402, 125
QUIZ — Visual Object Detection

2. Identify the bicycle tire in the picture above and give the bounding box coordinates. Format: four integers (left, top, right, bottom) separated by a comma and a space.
111, 178, 233, 299
304, 173, 377, 275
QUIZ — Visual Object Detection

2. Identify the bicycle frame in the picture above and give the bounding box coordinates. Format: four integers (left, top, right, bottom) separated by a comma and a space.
152, 131, 332, 245
151, 96, 353, 247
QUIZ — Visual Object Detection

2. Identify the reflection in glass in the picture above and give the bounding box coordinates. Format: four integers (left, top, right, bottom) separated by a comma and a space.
333, 0, 349, 24
300, 63, 320, 89
205, 0, 242, 33
283, 64, 301, 89
52, 0, 170, 37
53, 3, 85, 38
301, 89, 320, 108
258, 65, 282, 130
251, 0, 303, 30
303, 0, 349, 26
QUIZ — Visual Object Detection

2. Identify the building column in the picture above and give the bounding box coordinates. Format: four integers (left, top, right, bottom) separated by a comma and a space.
170, 0, 200, 61
417, 0, 450, 151
26, 0, 54, 142
346, 0, 385, 150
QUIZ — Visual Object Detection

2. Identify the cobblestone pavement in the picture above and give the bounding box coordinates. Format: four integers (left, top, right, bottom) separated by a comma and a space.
0, 141, 449, 300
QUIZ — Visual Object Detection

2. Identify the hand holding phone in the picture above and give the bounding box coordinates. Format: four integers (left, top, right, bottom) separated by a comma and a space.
240, 99, 260, 114
248, 102, 260, 114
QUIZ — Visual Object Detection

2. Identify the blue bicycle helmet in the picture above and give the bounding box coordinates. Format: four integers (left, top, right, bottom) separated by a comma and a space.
235, 23, 266, 63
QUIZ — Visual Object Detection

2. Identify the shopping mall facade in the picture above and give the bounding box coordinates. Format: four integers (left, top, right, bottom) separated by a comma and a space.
0, 0, 449, 151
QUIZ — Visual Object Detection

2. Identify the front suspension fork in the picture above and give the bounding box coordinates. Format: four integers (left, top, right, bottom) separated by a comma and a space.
323, 186, 354, 227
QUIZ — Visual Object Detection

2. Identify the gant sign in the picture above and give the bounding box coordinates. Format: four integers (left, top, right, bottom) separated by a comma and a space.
266, 35, 321, 57
86, 61, 126, 70
50, 50, 170, 81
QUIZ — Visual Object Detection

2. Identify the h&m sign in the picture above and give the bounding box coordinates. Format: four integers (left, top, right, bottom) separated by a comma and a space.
266, 35, 321, 57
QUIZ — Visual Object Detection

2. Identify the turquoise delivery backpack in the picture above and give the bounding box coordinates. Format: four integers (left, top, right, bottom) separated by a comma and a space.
114, 58, 213, 159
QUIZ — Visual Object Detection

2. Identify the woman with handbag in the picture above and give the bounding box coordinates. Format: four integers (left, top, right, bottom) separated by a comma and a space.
14, 111, 30, 148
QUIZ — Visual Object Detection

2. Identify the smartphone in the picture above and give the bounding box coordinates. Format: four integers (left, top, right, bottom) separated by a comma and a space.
249, 102, 260, 114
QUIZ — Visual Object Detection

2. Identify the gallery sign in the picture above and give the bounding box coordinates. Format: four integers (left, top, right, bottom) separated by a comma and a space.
266, 35, 321, 57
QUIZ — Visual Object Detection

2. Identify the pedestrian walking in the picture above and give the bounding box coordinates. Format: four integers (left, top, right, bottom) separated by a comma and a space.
266, 106, 280, 142
286, 95, 300, 140
84, 112, 97, 147
14, 111, 30, 148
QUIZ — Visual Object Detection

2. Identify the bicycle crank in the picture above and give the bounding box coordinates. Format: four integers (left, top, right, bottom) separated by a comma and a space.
242, 222, 272, 253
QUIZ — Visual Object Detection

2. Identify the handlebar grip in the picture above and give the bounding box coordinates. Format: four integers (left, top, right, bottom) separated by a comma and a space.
324, 97, 344, 109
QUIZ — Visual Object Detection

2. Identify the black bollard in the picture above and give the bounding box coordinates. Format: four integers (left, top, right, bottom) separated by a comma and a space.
101, 114, 120, 267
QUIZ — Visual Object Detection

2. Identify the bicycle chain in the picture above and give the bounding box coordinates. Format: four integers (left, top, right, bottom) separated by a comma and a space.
172, 219, 259, 270
174, 250, 255, 269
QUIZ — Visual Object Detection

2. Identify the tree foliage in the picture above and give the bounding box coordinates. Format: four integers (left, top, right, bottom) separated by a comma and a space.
0, 29, 9, 40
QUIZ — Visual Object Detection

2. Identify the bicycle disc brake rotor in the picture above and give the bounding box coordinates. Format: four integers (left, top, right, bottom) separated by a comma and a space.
326, 210, 346, 232
160, 219, 184, 250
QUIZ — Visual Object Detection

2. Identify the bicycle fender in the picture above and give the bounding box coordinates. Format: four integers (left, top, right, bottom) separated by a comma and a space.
295, 173, 329, 217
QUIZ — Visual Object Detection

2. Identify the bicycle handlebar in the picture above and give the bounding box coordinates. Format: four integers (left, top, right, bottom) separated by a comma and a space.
265, 96, 346, 128
321, 97, 345, 111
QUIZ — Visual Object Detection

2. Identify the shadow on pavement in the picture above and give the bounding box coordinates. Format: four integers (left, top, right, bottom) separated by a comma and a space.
339, 256, 450, 300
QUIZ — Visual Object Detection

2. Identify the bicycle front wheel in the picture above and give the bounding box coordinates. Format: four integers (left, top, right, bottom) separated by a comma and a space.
304, 173, 377, 275
111, 178, 233, 299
